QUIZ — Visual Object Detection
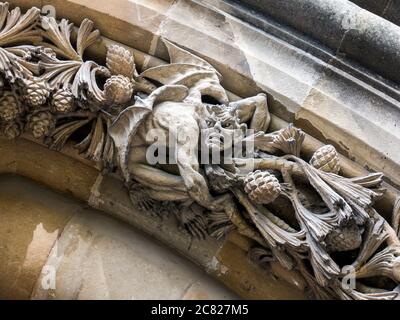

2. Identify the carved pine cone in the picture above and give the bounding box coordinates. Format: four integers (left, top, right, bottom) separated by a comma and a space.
27, 111, 56, 139
2, 121, 22, 139
324, 220, 362, 252
310, 144, 340, 174
106, 45, 136, 79
24, 78, 50, 107
0, 92, 22, 121
51, 88, 75, 113
104, 75, 133, 104
244, 170, 281, 204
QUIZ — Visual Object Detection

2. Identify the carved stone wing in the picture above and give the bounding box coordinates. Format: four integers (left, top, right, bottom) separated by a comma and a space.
139, 39, 228, 104
108, 84, 189, 182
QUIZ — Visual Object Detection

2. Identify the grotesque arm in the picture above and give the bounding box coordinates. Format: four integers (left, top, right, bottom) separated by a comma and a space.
228, 93, 270, 132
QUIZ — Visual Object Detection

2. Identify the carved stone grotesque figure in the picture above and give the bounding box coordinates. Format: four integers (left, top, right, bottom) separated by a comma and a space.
0, 3, 399, 299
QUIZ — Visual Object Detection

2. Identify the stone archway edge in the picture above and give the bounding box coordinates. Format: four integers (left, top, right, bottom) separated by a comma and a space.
350, 0, 400, 27
221, 0, 400, 86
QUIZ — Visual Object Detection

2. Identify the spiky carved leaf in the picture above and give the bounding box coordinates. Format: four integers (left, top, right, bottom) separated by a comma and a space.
76, 19, 100, 57
0, 4, 41, 46
246, 124, 305, 156
0, 4, 42, 82
38, 17, 104, 103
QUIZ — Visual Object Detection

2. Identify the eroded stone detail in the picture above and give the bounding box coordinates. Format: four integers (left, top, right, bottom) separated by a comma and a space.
0, 2, 399, 300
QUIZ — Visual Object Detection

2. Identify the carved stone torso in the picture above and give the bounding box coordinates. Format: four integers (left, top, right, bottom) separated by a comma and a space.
133, 101, 200, 148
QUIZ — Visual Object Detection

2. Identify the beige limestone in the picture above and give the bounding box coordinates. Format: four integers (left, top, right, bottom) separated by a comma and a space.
33, 207, 237, 300
0, 175, 78, 299
0, 174, 237, 299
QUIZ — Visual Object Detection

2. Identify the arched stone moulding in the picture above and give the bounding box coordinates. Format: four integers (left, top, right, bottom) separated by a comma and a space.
12, 0, 400, 189
0, 1, 400, 299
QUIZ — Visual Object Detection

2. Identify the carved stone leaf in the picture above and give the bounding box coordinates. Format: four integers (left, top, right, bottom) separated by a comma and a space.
335, 283, 398, 300
271, 124, 305, 156
356, 245, 400, 282
301, 161, 353, 225
38, 52, 81, 89
38, 17, 104, 104
0, 4, 42, 82
351, 217, 388, 269
234, 188, 306, 269
50, 118, 91, 151
84, 116, 104, 162
0, 47, 33, 82
307, 234, 341, 286
41, 17, 100, 61
76, 18, 100, 58
350, 172, 384, 188
0, 4, 41, 47
247, 124, 305, 156
40, 17, 80, 61
71, 61, 107, 105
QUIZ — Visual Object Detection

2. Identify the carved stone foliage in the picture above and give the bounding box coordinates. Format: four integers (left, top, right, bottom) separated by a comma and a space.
1, 2, 400, 300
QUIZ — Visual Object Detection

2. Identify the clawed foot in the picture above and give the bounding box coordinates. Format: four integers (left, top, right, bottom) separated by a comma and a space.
174, 203, 208, 240
128, 182, 163, 217
209, 194, 233, 212
129, 185, 155, 211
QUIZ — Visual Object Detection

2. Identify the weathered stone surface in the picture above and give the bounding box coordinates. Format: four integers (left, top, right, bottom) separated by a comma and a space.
0, 175, 78, 299
0, 174, 237, 299
7, 137, 98, 202
32, 205, 237, 300
351, 0, 390, 17
297, 72, 400, 186
229, 0, 400, 85
382, 2, 400, 26
88, 174, 221, 269
214, 241, 306, 300
351, 0, 400, 27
